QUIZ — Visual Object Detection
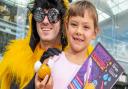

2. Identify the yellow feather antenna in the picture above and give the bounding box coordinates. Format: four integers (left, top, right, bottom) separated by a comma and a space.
63, 0, 69, 9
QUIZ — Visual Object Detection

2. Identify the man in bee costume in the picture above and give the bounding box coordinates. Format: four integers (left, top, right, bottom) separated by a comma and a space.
0, 0, 69, 89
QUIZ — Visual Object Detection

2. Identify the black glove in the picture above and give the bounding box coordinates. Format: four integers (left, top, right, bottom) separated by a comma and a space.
40, 48, 61, 63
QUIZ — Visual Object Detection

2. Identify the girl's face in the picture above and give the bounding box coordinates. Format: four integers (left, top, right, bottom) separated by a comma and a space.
66, 10, 98, 53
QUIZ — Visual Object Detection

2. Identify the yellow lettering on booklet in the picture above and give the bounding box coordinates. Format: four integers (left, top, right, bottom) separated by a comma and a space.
84, 82, 95, 89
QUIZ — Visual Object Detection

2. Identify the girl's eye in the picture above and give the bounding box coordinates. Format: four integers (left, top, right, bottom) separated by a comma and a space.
84, 26, 89, 28
83, 26, 89, 30
70, 23, 77, 26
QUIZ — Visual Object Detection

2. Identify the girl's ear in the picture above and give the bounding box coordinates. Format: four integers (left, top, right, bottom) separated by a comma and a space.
93, 27, 100, 39
95, 27, 100, 35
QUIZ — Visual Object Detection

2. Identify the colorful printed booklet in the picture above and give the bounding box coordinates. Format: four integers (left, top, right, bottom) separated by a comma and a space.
68, 42, 124, 89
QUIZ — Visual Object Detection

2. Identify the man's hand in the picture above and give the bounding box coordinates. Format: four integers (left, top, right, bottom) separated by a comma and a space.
35, 73, 53, 89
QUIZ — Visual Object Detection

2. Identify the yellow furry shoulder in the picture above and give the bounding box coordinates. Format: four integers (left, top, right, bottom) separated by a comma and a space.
0, 38, 36, 89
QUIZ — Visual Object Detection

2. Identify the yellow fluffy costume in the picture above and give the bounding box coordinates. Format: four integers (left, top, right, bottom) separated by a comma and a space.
0, 0, 69, 89
0, 14, 44, 89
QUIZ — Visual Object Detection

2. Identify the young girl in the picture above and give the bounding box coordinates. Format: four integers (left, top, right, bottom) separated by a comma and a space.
35, 0, 99, 89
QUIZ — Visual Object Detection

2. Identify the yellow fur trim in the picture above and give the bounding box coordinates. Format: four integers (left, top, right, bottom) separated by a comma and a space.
63, 0, 69, 20
63, 0, 69, 9
64, 44, 93, 57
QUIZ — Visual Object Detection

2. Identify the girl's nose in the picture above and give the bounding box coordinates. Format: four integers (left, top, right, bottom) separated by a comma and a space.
75, 27, 83, 35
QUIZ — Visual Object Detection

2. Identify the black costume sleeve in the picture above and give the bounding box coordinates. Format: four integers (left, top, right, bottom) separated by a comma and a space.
24, 75, 35, 89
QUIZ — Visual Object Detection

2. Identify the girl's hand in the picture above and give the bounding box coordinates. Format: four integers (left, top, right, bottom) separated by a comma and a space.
35, 73, 53, 89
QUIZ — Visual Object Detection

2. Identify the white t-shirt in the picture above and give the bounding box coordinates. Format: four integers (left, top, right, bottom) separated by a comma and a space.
48, 52, 92, 89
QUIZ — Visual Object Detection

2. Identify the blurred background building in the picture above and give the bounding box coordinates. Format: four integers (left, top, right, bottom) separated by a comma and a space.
0, 0, 128, 88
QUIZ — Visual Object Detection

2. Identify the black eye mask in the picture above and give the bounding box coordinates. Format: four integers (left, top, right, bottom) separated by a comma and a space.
33, 7, 60, 23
